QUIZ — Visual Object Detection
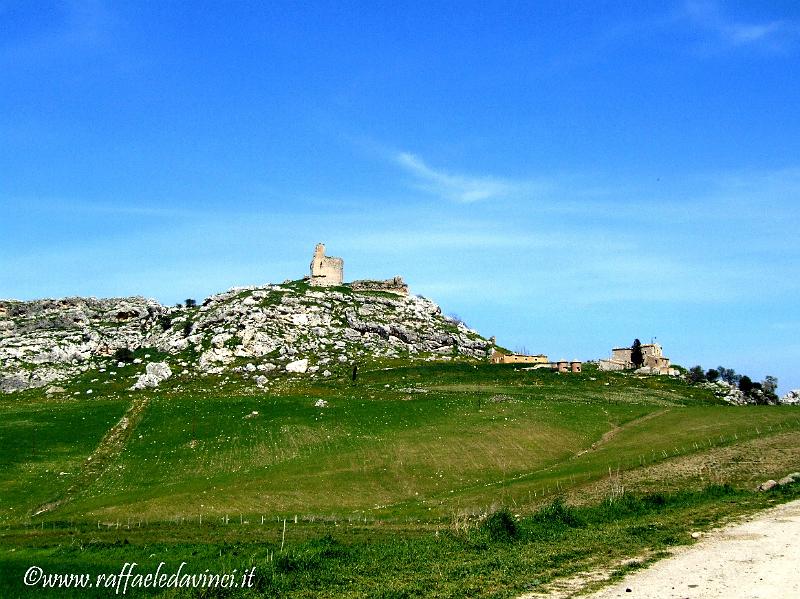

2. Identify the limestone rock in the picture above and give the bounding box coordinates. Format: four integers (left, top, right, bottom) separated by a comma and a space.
0, 279, 492, 392
285, 358, 309, 373
131, 361, 172, 390
780, 390, 800, 405
1, 375, 29, 393
756, 480, 778, 492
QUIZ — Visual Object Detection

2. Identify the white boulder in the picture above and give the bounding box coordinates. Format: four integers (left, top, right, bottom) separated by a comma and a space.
285, 358, 308, 373
131, 361, 172, 390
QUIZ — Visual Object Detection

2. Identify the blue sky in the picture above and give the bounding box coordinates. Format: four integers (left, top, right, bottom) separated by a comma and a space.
2, 1, 799, 393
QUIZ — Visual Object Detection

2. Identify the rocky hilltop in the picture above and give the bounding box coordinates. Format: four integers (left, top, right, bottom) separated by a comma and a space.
0, 281, 491, 393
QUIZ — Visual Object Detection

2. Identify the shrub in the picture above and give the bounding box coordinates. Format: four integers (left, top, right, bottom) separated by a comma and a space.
481, 508, 519, 541
687, 365, 706, 384
158, 315, 172, 331
113, 348, 134, 363
531, 497, 583, 528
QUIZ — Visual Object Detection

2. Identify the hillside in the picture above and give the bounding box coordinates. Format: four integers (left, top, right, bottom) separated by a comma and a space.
0, 280, 491, 394
1, 284, 799, 598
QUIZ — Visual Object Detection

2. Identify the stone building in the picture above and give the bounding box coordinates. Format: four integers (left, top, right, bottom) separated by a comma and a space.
489, 351, 582, 374
309, 243, 343, 287
599, 342, 674, 374
490, 351, 549, 365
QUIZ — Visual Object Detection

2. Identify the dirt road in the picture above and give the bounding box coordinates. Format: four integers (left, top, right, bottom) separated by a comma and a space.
586, 498, 800, 598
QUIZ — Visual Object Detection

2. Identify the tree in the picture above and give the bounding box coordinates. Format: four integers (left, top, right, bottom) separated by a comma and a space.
448, 313, 465, 326
687, 365, 706, 384
185, 298, 197, 308
762, 376, 779, 404
717, 366, 741, 386
631, 339, 644, 369
705, 368, 720, 383
738, 375, 753, 394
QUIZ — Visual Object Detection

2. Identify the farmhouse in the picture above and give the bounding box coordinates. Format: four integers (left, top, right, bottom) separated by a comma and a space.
490, 351, 583, 373
490, 351, 549, 365
599, 342, 675, 374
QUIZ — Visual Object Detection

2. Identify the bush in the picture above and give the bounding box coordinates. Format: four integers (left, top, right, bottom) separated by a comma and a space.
531, 497, 583, 528
113, 348, 134, 363
158, 315, 172, 331
687, 365, 706, 384
481, 508, 519, 541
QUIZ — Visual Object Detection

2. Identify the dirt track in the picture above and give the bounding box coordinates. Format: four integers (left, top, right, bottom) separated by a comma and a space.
585, 498, 800, 598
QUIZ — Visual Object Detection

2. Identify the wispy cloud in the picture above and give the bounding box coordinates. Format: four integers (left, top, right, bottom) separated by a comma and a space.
0, 197, 195, 219
684, 1, 800, 51
393, 152, 544, 203
0, 0, 118, 66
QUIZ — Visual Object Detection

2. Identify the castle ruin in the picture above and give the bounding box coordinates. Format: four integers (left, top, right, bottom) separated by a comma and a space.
307, 243, 409, 295
309, 243, 344, 287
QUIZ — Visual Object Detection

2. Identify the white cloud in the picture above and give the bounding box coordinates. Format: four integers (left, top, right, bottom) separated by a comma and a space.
684, 1, 799, 51
394, 152, 542, 203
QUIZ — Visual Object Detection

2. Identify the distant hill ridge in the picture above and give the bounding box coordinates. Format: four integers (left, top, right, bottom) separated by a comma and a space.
0, 281, 492, 393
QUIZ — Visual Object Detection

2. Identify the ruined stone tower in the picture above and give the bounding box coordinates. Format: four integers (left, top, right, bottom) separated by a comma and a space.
309, 243, 343, 286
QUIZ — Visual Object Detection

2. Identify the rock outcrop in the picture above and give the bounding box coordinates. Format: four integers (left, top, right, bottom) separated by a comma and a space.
131, 361, 172, 390
781, 390, 800, 405
0, 281, 491, 393
697, 380, 753, 405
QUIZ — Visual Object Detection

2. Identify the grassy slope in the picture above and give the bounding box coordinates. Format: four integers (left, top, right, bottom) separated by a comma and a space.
1, 361, 799, 597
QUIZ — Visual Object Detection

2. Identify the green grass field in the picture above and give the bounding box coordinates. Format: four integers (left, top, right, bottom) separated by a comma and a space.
1, 360, 798, 597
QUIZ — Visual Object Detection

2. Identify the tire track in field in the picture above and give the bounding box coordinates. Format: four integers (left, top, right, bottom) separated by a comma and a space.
366, 409, 675, 514
31, 395, 151, 516
573, 408, 671, 459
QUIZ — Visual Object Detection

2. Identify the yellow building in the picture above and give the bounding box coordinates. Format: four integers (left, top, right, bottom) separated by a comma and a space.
490, 351, 549, 364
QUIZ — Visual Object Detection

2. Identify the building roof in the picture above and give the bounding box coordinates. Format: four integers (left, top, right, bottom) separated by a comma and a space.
612, 343, 661, 351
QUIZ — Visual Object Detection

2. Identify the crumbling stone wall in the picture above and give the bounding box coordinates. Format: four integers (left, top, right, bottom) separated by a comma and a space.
309, 243, 343, 287
349, 276, 409, 295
